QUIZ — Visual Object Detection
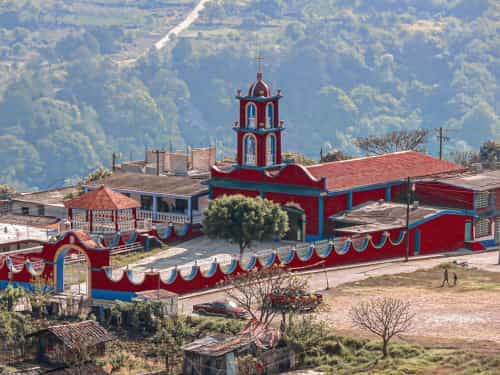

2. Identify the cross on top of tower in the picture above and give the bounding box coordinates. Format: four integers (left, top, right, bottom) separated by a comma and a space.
255, 54, 264, 74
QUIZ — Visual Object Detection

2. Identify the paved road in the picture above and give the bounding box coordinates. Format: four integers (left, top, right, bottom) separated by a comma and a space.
155, 0, 213, 49
177, 251, 500, 315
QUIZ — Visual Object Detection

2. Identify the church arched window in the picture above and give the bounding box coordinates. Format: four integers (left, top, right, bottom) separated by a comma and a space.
266, 134, 276, 166
246, 103, 256, 128
244, 134, 257, 165
266, 103, 274, 128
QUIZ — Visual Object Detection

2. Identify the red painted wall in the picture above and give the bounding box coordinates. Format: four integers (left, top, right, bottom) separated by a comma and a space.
323, 194, 348, 236
416, 214, 470, 255
352, 188, 386, 207
264, 192, 319, 236
211, 164, 325, 190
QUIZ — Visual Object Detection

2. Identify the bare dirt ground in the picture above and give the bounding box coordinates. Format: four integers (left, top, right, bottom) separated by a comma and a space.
318, 260, 500, 346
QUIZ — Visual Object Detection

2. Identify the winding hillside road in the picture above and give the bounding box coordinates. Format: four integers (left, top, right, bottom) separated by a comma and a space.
155, 0, 213, 50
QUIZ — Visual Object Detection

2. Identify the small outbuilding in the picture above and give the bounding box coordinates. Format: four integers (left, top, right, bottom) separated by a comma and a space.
182, 320, 290, 375
28, 320, 114, 366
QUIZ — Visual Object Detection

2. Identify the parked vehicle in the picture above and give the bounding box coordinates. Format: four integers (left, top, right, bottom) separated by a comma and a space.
192, 300, 248, 319
266, 290, 323, 312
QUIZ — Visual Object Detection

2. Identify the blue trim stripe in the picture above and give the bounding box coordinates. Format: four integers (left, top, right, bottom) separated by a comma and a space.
318, 196, 324, 236
385, 185, 392, 201
92, 289, 137, 302
327, 180, 406, 196
409, 209, 476, 229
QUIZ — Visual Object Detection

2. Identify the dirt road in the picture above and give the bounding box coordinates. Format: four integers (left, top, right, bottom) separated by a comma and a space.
179, 251, 500, 345
155, 0, 213, 49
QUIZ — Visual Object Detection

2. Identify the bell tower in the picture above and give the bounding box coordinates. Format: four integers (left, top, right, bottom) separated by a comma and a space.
234, 59, 284, 168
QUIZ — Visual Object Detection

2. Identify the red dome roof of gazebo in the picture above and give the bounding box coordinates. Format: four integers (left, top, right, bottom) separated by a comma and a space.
64, 185, 140, 210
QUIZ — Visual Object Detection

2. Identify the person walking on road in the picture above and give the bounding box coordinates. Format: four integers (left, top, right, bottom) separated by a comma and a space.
453, 272, 458, 286
441, 268, 450, 287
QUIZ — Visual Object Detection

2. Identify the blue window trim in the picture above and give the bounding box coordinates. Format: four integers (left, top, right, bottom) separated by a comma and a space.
247, 103, 256, 126
266, 103, 274, 128
267, 134, 276, 165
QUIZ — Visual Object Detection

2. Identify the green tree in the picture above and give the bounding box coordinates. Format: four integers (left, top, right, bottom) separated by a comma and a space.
0, 285, 25, 312
0, 185, 15, 199
153, 318, 195, 373
84, 167, 113, 183
203, 195, 289, 257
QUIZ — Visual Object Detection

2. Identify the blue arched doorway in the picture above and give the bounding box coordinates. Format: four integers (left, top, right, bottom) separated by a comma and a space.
54, 245, 91, 296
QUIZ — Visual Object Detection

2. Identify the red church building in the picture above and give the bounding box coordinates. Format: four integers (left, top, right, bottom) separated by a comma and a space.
209, 69, 471, 242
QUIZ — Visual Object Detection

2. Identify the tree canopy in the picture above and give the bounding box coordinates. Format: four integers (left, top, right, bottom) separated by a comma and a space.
203, 195, 289, 256
0, 0, 497, 190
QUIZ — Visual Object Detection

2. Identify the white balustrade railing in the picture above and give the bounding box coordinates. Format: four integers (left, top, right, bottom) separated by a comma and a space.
245, 154, 256, 165
137, 209, 189, 224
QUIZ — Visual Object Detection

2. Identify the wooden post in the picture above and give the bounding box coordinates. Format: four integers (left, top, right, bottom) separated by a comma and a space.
405, 177, 411, 262
89, 210, 93, 233
133, 208, 137, 229
68, 208, 73, 230
114, 210, 119, 232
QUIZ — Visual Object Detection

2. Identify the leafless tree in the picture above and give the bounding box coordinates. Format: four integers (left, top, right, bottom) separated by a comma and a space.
351, 297, 414, 358
450, 150, 479, 167
354, 129, 430, 155
224, 265, 308, 328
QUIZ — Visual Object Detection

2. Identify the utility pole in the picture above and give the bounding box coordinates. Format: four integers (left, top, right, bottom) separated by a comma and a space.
155, 150, 160, 176
112, 152, 116, 172
437, 127, 450, 160
405, 176, 411, 262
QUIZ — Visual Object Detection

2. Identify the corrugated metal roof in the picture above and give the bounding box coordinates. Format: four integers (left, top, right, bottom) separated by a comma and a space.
428, 170, 500, 191
29, 321, 114, 350
85, 173, 208, 197
331, 201, 443, 233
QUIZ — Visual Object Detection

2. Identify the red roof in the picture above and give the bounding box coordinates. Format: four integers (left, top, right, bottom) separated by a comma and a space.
64, 185, 140, 210
306, 151, 464, 191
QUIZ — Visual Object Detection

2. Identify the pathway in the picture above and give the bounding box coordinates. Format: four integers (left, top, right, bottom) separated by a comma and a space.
155, 0, 214, 50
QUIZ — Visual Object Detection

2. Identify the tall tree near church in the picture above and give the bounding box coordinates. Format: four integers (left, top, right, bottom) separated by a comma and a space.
354, 129, 430, 155
203, 195, 289, 257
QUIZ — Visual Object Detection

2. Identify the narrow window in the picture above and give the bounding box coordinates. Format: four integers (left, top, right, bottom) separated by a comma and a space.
244, 135, 257, 165
266, 134, 276, 166
266, 103, 274, 128
246, 103, 256, 128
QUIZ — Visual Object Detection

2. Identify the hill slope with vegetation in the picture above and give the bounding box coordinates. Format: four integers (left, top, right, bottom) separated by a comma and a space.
0, 0, 498, 189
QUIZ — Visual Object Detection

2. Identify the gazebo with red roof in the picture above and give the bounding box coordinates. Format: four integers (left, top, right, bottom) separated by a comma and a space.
64, 185, 140, 233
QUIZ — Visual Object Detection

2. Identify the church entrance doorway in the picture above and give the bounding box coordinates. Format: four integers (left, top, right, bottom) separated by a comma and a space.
284, 206, 305, 242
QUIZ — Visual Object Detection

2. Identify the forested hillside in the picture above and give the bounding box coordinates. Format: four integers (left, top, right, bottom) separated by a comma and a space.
0, 0, 498, 190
